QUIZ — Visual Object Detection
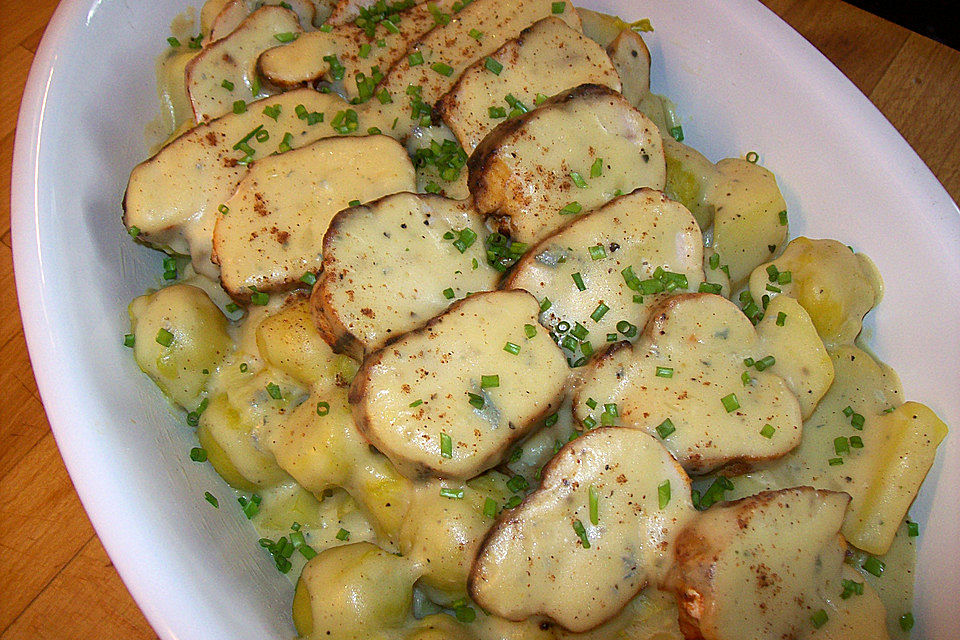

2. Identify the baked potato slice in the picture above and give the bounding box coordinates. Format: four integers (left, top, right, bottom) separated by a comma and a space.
123, 88, 347, 276
748, 237, 883, 349
664, 487, 850, 640
212, 134, 415, 301
313, 192, 499, 360
470, 428, 696, 633
436, 17, 620, 154
504, 188, 704, 360
259, 0, 458, 98
469, 83, 665, 245
186, 6, 304, 122
572, 293, 805, 475
350, 290, 568, 480
369, 0, 581, 139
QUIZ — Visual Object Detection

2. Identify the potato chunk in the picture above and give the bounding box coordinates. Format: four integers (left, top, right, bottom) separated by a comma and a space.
748, 237, 882, 348
350, 290, 568, 480
212, 135, 415, 300
186, 6, 304, 122
505, 188, 704, 360
296, 542, 421, 639
706, 158, 788, 286
128, 284, 232, 409
573, 294, 809, 475
470, 84, 665, 245
313, 193, 499, 360
264, 382, 413, 543
123, 88, 347, 276
436, 17, 620, 154
664, 488, 850, 640
470, 428, 696, 632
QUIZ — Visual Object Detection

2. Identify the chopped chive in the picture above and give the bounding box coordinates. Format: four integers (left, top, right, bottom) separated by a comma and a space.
204, 491, 219, 508
656, 418, 675, 439
524, 324, 537, 338
658, 479, 671, 509
189, 447, 207, 462
488, 106, 507, 118
588, 485, 600, 524
440, 486, 464, 499
570, 172, 588, 188
186, 398, 209, 427
468, 28, 483, 40
810, 609, 828, 629
850, 413, 865, 430
507, 475, 528, 493
377, 89, 393, 104
590, 302, 609, 322
669, 125, 684, 141
776, 311, 787, 326
606, 333, 617, 342
585, 397, 598, 410
760, 424, 776, 438
274, 32, 298, 43
484, 57, 503, 75
431, 61, 454, 76
167, 36, 181, 47
582, 416, 597, 429
239, 494, 261, 519
590, 157, 603, 177
467, 392, 485, 409
616, 320, 638, 338
778, 270, 792, 284
849, 435, 864, 448
842, 405, 854, 417
754, 355, 776, 371
907, 520, 919, 537
481, 374, 500, 389
604, 403, 618, 417
545, 413, 559, 427
539, 297, 552, 313
834, 436, 850, 455
221, 79, 235, 91
316, 401, 330, 416
551, 1, 565, 12
239, 362, 248, 373
155, 327, 174, 347
266, 382, 283, 400
442, 287, 455, 299
509, 446, 523, 463
708, 253, 720, 270
862, 556, 885, 577
828, 457, 844, 466
778, 210, 788, 226
123, 333, 135, 348
408, 51, 424, 66
699, 282, 723, 294
559, 201, 582, 215
409, 399, 423, 408
249, 286, 269, 305
336, 528, 350, 541
655, 366, 674, 378
572, 272, 586, 291
262, 104, 281, 120
436, 431, 453, 459
742, 371, 752, 386
483, 497, 497, 518
300, 271, 317, 286
572, 519, 590, 548
232, 100, 247, 114
840, 578, 864, 599
588, 244, 605, 260
504, 342, 521, 355
720, 393, 740, 413
358, 43, 371, 58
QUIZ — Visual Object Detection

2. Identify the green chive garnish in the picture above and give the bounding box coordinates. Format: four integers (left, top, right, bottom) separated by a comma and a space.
899, 613, 914, 631
862, 556, 885, 577
316, 401, 330, 416
123, 333, 135, 348
204, 492, 219, 508
590, 158, 603, 178
572, 272, 586, 291
589, 485, 599, 524
481, 374, 500, 389
658, 479, 671, 509
572, 519, 590, 548
442, 287, 455, 299
655, 366, 674, 378
907, 520, 919, 537
484, 57, 503, 75
810, 609, 828, 629
431, 61, 454, 76
232, 100, 246, 114
559, 201, 582, 215
189, 447, 207, 462
409, 399, 423, 408
439, 432, 453, 459
570, 172, 588, 188
760, 424, 776, 438
483, 497, 497, 518
440, 487, 464, 499
266, 382, 282, 400
524, 324, 537, 338
656, 418, 675, 439
588, 244, 605, 260
590, 302, 609, 322
467, 392, 485, 409
721, 393, 740, 413
336, 528, 350, 541
504, 342, 521, 355
155, 328, 174, 347
551, 1, 565, 13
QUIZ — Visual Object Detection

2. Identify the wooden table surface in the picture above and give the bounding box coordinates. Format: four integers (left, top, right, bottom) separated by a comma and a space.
1, 1, 958, 638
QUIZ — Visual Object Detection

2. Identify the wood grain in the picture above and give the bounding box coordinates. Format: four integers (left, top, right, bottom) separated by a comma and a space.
1, 2, 957, 639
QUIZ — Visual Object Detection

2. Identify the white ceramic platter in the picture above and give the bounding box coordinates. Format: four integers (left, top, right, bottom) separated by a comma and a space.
12, 0, 960, 638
